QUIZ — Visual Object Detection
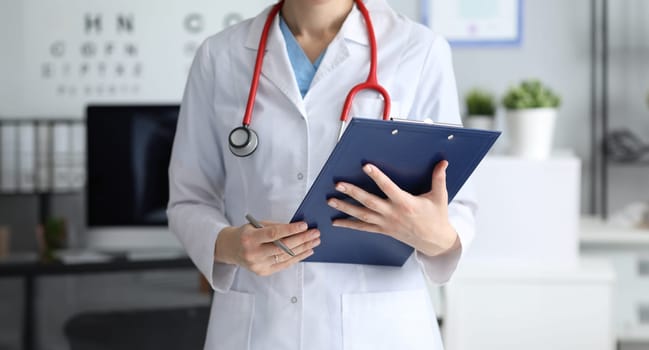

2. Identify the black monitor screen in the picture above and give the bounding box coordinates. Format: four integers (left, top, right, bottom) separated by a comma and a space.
86, 105, 179, 227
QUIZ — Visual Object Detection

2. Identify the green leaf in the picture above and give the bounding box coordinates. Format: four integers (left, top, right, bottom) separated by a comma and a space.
502, 79, 561, 110
465, 88, 496, 117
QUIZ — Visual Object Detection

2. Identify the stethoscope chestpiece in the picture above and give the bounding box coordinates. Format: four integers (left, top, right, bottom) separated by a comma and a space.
229, 125, 259, 157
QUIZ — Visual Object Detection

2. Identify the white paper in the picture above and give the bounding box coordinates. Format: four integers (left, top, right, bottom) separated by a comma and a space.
35, 123, 51, 191
53, 123, 72, 191
0, 124, 18, 192
18, 124, 36, 192
69, 123, 86, 189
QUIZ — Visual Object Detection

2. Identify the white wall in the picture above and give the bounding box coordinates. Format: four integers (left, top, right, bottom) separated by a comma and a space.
452, 0, 593, 211
0, 0, 24, 116
0, 0, 274, 117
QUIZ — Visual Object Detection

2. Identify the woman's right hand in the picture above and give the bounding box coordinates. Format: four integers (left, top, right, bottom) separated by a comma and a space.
214, 221, 320, 276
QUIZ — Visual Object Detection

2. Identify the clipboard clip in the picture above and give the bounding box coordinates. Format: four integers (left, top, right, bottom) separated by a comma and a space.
390, 117, 463, 128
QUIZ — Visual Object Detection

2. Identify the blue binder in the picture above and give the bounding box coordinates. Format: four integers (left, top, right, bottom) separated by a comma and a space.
291, 118, 500, 266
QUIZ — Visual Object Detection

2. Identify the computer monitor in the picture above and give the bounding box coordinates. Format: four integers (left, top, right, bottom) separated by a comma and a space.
85, 105, 183, 253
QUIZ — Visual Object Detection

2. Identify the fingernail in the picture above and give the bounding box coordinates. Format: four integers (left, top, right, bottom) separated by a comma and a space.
336, 184, 346, 192
328, 199, 338, 208
313, 239, 321, 247
299, 222, 308, 231
312, 230, 320, 239
308, 250, 315, 256
364, 164, 373, 173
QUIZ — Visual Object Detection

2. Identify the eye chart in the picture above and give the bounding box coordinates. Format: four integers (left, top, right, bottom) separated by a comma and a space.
4, 0, 273, 117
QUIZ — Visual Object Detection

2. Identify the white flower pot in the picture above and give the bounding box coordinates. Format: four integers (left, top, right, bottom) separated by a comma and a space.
464, 115, 495, 130
505, 108, 557, 159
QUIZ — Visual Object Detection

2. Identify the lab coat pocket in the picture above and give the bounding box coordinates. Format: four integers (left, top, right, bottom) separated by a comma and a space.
351, 97, 400, 120
342, 289, 441, 350
204, 290, 255, 350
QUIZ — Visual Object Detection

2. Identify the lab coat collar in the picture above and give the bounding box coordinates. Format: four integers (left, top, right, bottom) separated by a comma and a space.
343, 0, 395, 46
244, 5, 273, 51
341, 0, 370, 46
245, 6, 307, 118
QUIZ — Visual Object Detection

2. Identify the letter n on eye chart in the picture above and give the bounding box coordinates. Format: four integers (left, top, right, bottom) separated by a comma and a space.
423, 0, 523, 46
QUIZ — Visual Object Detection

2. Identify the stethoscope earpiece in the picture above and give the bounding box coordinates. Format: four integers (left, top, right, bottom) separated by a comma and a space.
229, 126, 259, 157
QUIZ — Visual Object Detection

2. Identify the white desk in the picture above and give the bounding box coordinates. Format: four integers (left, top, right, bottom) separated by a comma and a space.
442, 258, 615, 350
580, 217, 649, 349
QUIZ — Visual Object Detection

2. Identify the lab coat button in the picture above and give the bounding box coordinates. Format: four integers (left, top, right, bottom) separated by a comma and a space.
291, 296, 298, 304
297, 173, 304, 180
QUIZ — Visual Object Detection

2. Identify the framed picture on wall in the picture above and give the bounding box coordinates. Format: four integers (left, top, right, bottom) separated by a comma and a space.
422, 0, 523, 47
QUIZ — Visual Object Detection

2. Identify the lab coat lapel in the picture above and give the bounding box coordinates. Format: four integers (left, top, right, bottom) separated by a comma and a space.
244, 9, 306, 119
310, 2, 368, 90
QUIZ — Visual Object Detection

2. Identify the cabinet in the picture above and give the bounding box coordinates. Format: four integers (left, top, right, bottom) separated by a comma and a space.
581, 218, 649, 349
0, 118, 84, 228
443, 258, 615, 350
591, 0, 649, 217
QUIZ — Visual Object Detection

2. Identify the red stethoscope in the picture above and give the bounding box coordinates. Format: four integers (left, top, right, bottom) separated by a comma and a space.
229, 0, 391, 157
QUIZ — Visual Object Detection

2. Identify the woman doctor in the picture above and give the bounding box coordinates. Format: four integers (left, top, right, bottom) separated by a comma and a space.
168, 0, 476, 349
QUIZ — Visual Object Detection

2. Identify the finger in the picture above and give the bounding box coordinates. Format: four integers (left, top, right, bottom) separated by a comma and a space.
429, 160, 449, 203
332, 218, 383, 235
361, 164, 408, 204
283, 229, 320, 250
333, 180, 391, 215
258, 229, 320, 257
268, 247, 315, 273
271, 236, 321, 264
327, 197, 383, 226
257, 221, 309, 244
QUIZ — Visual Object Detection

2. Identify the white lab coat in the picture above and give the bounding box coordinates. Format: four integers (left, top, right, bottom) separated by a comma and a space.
167, 0, 477, 349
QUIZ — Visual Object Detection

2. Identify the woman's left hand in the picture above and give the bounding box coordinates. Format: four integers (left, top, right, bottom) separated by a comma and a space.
327, 161, 459, 257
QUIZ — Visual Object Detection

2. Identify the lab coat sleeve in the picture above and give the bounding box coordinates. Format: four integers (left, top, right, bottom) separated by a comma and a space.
408, 35, 477, 284
167, 40, 238, 293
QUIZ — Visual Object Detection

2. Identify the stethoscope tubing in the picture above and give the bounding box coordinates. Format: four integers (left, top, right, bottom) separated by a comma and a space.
340, 0, 391, 122
242, 1, 284, 127
233, 0, 391, 157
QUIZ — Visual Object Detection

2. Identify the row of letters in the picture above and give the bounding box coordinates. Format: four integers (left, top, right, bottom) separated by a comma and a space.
41, 62, 144, 79
51, 84, 142, 97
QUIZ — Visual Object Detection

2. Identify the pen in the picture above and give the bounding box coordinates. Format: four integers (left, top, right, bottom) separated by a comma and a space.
245, 214, 296, 257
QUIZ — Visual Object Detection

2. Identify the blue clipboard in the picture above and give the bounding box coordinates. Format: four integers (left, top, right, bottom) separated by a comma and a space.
291, 118, 500, 266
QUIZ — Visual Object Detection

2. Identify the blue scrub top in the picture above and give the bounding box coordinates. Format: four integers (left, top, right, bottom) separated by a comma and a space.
279, 17, 326, 98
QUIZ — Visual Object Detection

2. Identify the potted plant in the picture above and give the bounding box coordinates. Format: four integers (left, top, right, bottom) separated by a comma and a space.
502, 79, 561, 159
464, 88, 496, 130
36, 217, 67, 262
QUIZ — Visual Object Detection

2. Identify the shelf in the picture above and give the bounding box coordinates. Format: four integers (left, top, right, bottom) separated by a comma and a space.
618, 327, 649, 343
0, 190, 81, 196
607, 159, 649, 167
580, 217, 649, 247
